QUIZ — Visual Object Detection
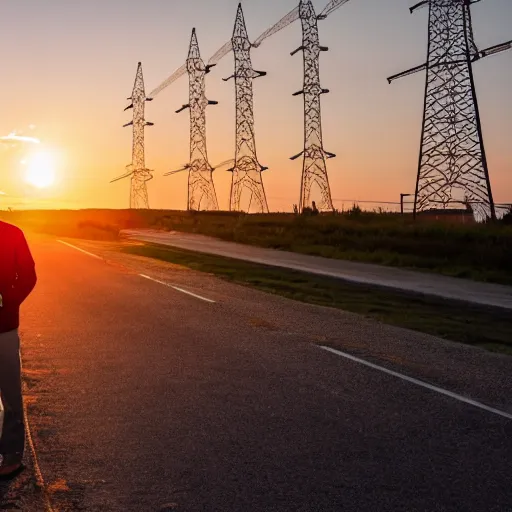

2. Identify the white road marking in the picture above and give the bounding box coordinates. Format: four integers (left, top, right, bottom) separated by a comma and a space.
139, 274, 216, 303
57, 240, 103, 260
319, 346, 512, 420
56, 240, 214, 303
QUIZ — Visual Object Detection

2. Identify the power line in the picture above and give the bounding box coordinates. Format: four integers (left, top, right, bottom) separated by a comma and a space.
148, 0, 345, 99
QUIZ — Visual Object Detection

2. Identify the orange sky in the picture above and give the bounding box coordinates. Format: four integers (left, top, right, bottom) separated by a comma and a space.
0, 0, 511, 212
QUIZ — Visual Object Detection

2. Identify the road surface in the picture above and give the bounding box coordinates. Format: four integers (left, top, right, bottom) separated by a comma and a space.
2, 235, 511, 511
121, 229, 512, 311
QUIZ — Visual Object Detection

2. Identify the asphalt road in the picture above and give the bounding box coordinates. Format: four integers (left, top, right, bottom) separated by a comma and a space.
4, 236, 512, 511
121, 229, 512, 310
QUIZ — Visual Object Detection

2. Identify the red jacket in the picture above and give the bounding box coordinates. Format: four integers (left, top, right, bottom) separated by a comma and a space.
0, 221, 37, 333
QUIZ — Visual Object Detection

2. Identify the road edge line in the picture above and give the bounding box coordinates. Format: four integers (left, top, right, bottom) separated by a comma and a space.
57, 240, 102, 260
319, 345, 512, 420
139, 274, 216, 303
23, 396, 56, 512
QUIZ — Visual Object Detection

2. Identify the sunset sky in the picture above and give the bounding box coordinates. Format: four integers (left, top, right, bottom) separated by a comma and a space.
0, 0, 510, 212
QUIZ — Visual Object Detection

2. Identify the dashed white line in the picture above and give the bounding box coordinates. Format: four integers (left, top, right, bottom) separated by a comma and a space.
57, 240, 103, 260
319, 346, 512, 420
139, 274, 216, 303
57, 240, 215, 304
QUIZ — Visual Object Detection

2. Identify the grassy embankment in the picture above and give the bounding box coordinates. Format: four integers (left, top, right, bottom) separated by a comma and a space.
2, 208, 511, 284
123, 243, 512, 355
1, 209, 511, 354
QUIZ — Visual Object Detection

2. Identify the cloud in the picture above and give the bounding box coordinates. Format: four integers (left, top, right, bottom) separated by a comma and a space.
0, 132, 40, 146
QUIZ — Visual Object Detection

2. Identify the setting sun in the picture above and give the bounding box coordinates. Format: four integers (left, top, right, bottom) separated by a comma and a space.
24, 151, 56, 189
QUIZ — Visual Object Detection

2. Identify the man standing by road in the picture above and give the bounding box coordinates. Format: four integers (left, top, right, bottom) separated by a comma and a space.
0, 221, 37, 479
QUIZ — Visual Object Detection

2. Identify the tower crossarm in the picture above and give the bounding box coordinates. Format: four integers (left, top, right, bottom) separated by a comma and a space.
223, 70, 267, 82
388, 37, 512, 84
479, 39, 512, 58
410, 1, 429, 13
290, 149, 336, 161
176, 103, 190, 114
410, 0, 481, 14
387, 63, 427, 83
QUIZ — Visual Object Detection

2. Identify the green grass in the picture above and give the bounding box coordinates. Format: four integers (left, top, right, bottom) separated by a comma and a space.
2, 208, 512, 284
122, 243, 512, 356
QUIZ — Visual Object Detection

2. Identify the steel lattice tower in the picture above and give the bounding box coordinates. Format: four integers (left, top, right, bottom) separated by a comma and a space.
224, 4, 269, 213
171, 29, 219, 211
291, 0, 335, 212
112, 62, 154, 209
388, 0, 512, 220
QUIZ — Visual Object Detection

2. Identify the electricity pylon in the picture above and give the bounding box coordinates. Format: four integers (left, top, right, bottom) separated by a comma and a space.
168, 29, 219, 211
291, 0, 335, 213
388, 0, 512, 220
224, 3, 269, 213
111, 62, 154, 209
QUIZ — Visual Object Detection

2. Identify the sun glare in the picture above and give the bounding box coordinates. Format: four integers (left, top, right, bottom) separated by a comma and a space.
24, 151, 56, 189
